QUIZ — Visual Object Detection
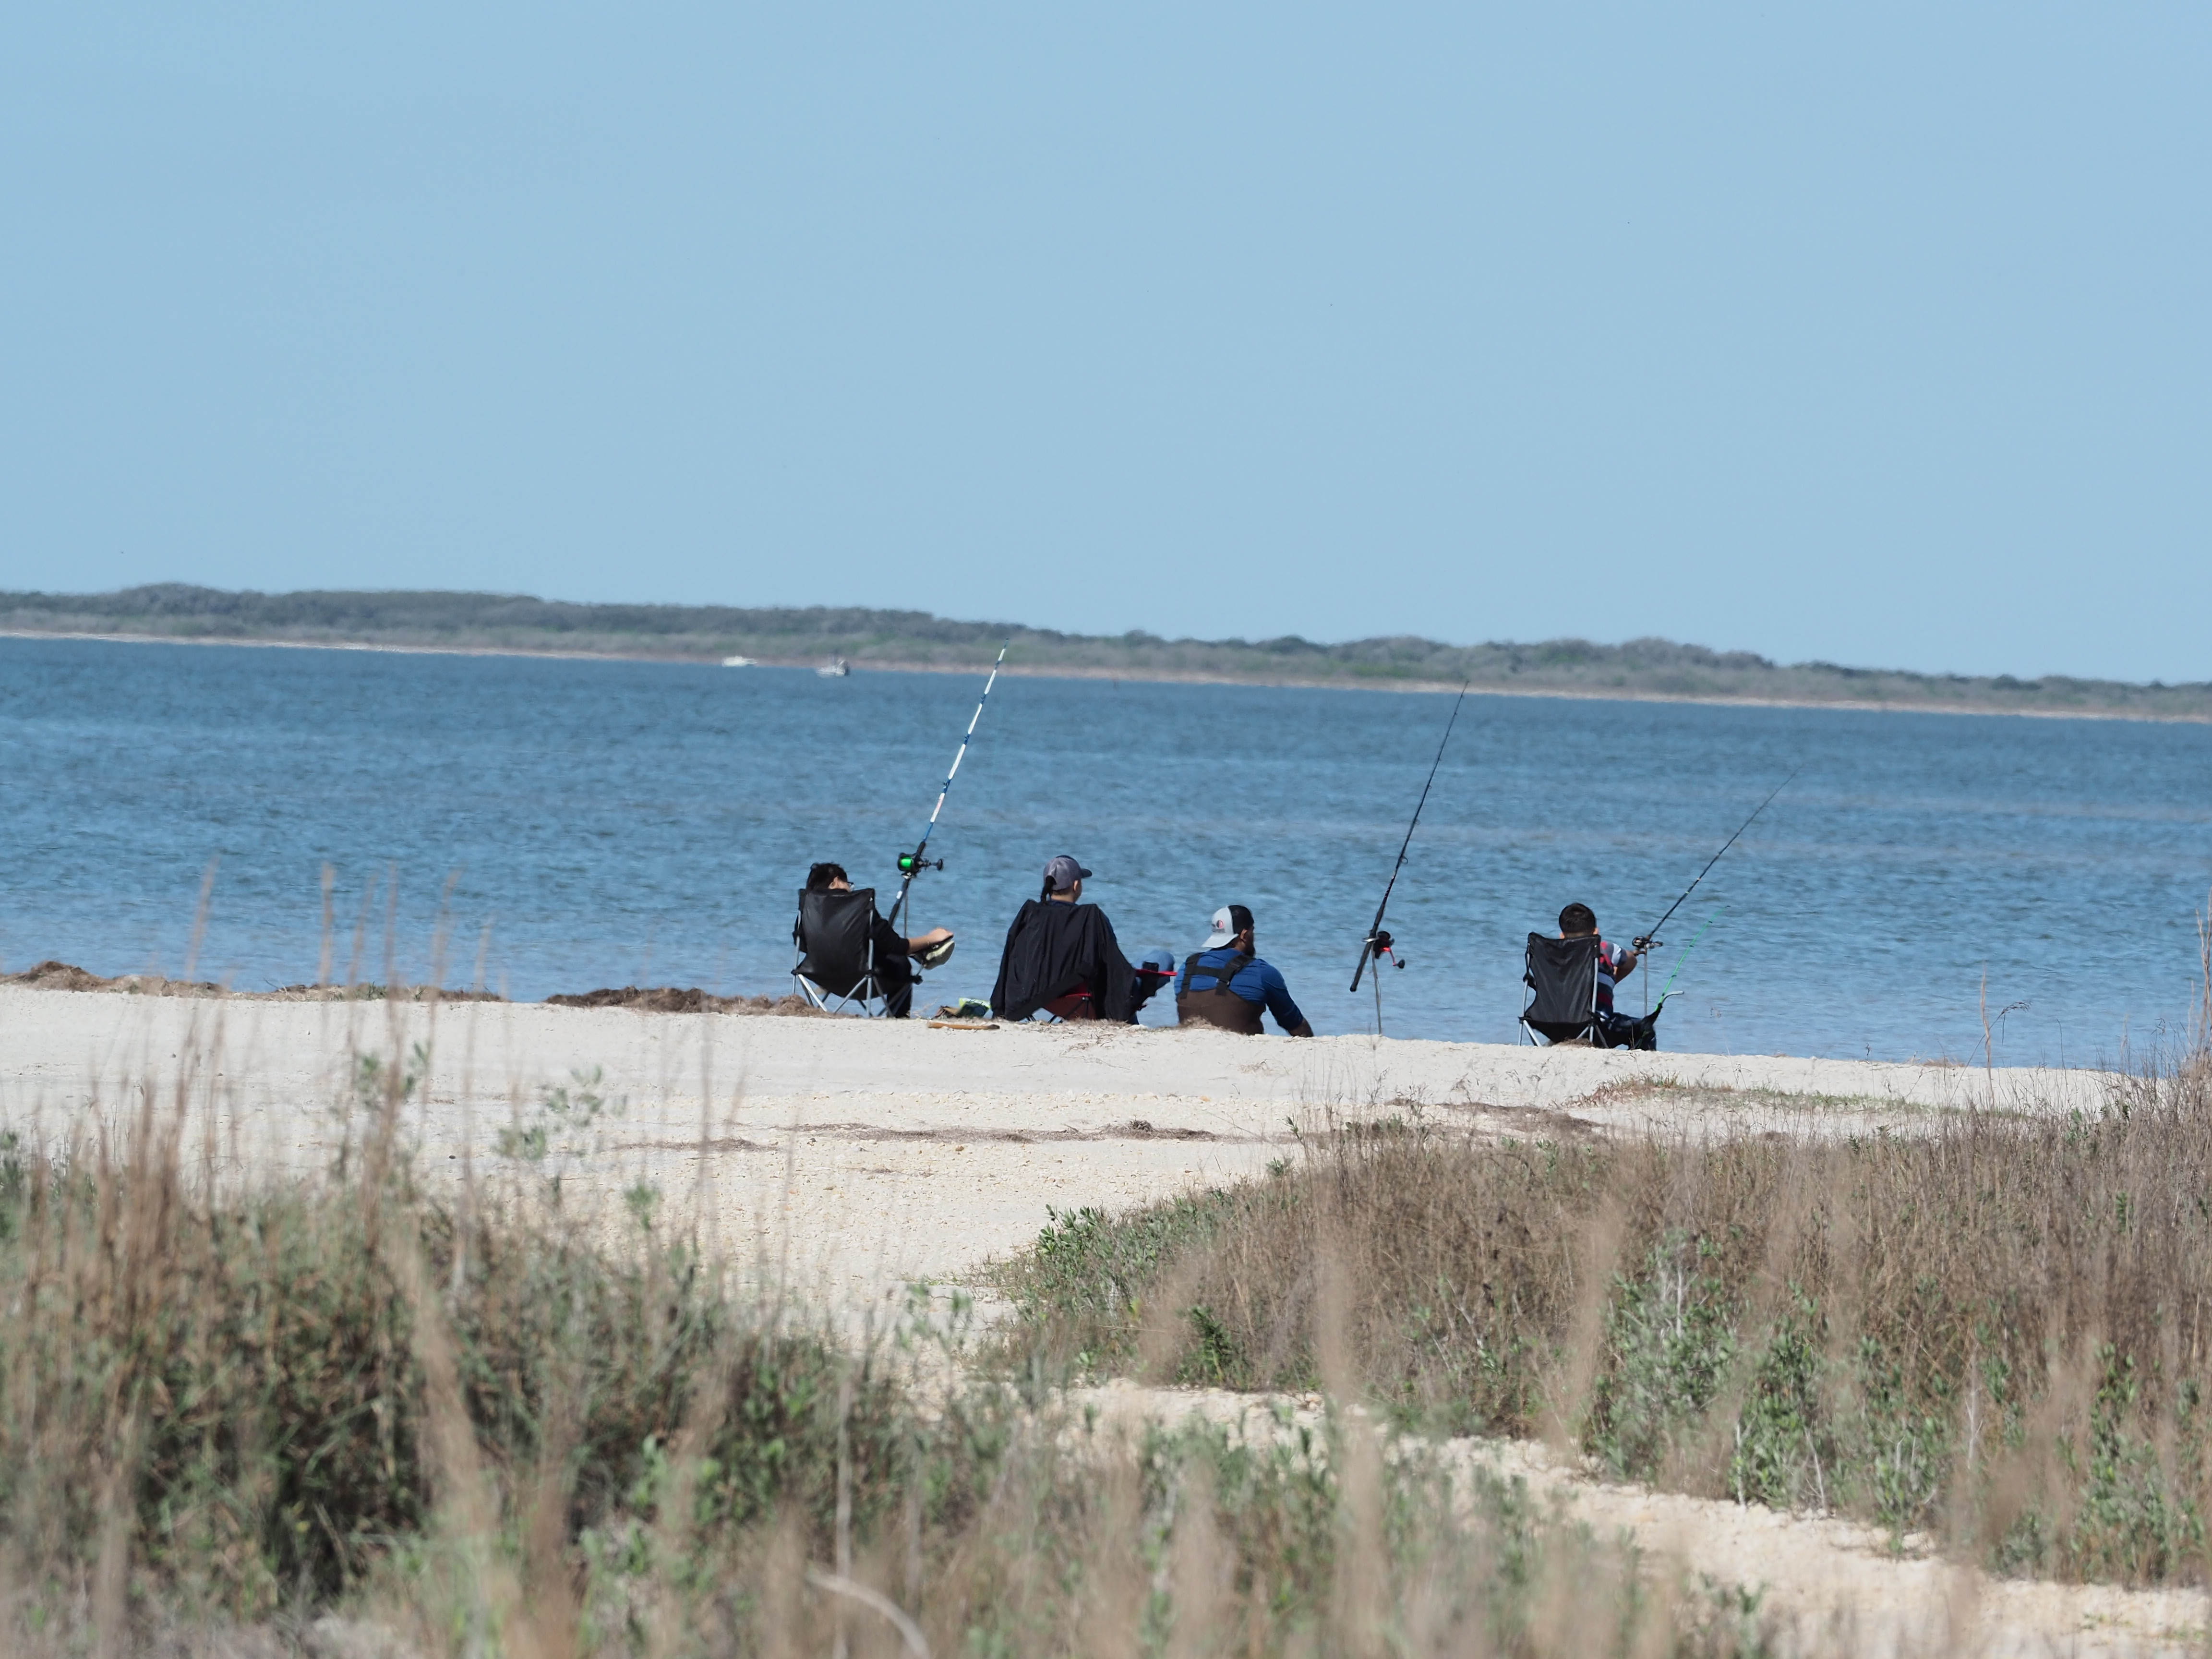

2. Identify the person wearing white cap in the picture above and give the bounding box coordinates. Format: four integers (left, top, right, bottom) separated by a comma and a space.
1175, 904, 1312, 1036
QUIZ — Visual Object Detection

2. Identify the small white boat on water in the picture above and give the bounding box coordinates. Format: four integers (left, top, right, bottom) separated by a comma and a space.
721, 655, 756, 668
817, 659, 851, 678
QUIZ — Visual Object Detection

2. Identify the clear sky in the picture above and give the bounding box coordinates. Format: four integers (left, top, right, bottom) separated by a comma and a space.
1, 5, 2204, 682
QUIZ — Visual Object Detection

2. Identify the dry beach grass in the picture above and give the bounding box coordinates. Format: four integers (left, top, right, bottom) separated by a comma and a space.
1002, 1052, 2212, 1585
0, 1037, 1783, 1658
0, 964, 2208, 1653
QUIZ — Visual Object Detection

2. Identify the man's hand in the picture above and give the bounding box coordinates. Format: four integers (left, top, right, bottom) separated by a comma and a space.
908, 926, 953, 952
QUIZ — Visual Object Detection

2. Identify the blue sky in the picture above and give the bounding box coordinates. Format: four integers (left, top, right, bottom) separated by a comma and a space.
1, 5, 2204, 681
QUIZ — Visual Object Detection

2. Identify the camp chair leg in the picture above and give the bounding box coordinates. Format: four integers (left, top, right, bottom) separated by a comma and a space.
792, 972, 892, 1018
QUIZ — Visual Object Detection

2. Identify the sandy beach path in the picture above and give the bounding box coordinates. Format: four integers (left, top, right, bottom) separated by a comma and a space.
1081, 1383, 2212, 1658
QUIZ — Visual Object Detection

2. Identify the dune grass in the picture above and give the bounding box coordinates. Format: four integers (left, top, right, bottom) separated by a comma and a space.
997, 1054, 2212, 1589
0, 1045, 1785, 1658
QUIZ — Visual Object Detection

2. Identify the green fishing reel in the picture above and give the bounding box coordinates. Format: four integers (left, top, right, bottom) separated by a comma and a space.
897, 853, 944, 875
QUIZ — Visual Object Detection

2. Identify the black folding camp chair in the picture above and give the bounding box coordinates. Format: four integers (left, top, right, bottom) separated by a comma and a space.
1521, 933, 1602, 1045
1520, 933, 1659, 1049
792, 888, 891, 1016
1043, 962, 1177, 1023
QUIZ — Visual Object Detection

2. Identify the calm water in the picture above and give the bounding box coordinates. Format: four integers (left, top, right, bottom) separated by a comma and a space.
2, 636, 2208, 1064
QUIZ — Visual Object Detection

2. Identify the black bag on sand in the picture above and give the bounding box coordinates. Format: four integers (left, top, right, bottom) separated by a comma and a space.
1597, 1009, 1661, 1051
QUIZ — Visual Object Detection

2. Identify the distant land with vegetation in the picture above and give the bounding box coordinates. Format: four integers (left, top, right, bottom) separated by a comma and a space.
4, 582, 2205, 720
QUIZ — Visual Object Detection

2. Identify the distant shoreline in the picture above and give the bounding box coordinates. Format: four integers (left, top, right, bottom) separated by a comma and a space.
8, 625, 2207, 725
10, 585, 2206, 723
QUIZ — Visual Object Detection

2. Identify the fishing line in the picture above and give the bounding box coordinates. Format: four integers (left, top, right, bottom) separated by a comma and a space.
1632, 765, 1801, 953
1349, 681, 1472, 996
886, 643, 1009, 935
1653, 911, 1722, 1008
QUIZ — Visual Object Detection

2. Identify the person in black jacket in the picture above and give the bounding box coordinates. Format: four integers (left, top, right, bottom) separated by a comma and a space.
989, 854, 1137, 1022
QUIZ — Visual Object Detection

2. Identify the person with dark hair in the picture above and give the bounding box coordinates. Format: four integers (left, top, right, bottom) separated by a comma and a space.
798, 861, 952, 1019
989, 855, 1137, 1022
1175, 904, 1313, 1036
1558, 902, 1644, 1045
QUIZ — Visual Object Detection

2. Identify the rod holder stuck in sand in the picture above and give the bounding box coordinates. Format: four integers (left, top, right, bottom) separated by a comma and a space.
1350, 680, 1471, 994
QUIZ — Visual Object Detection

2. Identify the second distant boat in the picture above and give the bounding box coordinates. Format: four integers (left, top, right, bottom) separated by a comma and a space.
817, 659, 851, 678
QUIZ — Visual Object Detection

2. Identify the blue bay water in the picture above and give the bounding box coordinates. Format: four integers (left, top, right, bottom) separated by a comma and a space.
1, 636, 2208, 1065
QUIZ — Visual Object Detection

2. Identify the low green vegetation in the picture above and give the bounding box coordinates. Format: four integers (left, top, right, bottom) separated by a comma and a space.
997, 1066, 2212, 1587
0, 1070, 1778, 1656
7, 582, 2207, 717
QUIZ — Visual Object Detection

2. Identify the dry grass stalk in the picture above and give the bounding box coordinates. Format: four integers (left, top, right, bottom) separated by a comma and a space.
1004, 1058, 2212, 1589
0, 996, 1963, 1656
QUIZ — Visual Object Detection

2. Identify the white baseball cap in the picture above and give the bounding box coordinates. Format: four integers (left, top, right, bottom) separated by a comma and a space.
1203, 906, 1236, 948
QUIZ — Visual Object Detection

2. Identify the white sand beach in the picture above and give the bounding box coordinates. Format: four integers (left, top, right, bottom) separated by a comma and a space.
0, 983, 2116, 1310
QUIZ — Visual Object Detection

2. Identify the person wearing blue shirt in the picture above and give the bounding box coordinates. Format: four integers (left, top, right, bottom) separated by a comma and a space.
1175, 904, 1313, 1036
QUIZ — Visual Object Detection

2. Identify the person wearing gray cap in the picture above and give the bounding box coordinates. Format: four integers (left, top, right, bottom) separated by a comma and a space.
1039, 854, 1090, 900
989, 854, 1138, 1022
1175, 904, 1313, 1036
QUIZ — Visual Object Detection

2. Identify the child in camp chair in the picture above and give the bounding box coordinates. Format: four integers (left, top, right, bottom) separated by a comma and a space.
1557, 902, 1653, 1049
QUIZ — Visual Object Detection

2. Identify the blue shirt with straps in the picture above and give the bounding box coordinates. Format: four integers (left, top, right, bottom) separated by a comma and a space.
1175, 947, 1307, 1033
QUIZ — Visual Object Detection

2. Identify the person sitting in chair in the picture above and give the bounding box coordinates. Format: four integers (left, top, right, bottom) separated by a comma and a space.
1175, 904, 1313, 1036
801, 862, 952, 1020
989, 855, 1137, 1022
1558, 901, 1647, 1048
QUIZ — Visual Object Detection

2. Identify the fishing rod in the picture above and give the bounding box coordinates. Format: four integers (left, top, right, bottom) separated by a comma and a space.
1349, 681, 1472, 994
885, 643, 1009, 935
1631, 767, 1800, 953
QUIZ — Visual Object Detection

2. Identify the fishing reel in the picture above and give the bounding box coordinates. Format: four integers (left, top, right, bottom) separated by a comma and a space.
1370, 929, 1405, 969
897, 854, 945, 875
